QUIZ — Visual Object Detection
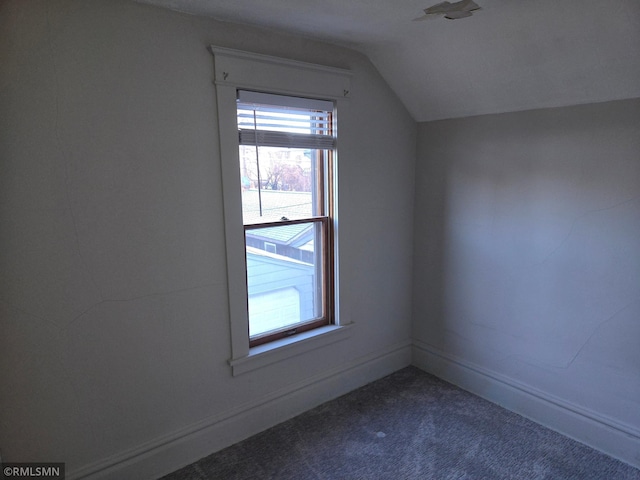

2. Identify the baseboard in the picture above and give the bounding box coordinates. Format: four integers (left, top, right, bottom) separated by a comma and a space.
69, 339, 412, 479
412, 340, 640, 469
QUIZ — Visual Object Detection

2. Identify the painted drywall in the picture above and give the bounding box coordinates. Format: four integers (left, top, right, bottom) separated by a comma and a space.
413, 99, 640, 461
0, 0, 415, 476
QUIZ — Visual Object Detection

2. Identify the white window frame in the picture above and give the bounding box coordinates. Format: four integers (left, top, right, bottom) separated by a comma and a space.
210, 47, 352, 375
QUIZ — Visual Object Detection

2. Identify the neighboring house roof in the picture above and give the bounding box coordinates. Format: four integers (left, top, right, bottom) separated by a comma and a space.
243, 189, 316, 245
249, 223, 313, 245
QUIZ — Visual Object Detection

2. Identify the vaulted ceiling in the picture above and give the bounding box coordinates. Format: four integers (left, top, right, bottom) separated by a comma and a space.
136, 0, 640, 121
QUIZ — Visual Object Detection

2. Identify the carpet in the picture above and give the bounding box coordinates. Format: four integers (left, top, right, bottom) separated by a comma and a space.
162, 366, 640, 479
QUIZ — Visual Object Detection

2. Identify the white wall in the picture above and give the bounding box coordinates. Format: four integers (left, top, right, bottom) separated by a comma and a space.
0, 1, 415, 477
413, 99, 640, 467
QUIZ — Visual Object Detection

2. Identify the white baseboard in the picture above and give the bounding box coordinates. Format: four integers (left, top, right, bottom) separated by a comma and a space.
69, 340, 412, 480
412, 340, 640, 470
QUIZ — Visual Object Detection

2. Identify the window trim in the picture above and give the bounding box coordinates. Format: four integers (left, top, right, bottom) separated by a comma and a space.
210, 47, 351, 375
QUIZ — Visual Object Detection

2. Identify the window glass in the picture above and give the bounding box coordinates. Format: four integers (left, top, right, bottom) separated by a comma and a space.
246, 221, 324, 337
239, 146, 324, 223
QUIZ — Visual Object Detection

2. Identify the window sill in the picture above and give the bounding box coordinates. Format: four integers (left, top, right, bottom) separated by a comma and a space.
228, 323, 353, 376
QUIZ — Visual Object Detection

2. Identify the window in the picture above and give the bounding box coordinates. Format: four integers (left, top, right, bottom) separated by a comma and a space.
211, 47, 351, 374
237, 91, 335, 346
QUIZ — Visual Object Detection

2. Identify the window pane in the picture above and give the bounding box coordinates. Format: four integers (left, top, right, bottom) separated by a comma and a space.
239, 146, 324, 223
246, 221, 323, 338
247, 287, 300, 338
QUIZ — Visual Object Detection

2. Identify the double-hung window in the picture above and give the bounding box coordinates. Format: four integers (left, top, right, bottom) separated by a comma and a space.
211, 47, 351, 374
237, 90, 335, 346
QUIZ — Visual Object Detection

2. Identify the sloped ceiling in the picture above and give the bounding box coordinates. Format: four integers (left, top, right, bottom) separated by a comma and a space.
135, 0, 640, 121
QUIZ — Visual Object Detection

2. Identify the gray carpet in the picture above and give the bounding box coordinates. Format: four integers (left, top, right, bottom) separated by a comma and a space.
162, 367, 640, 479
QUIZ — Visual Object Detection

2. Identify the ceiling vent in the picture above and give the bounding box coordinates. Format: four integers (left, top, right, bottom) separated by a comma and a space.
414, 0, 481, 20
